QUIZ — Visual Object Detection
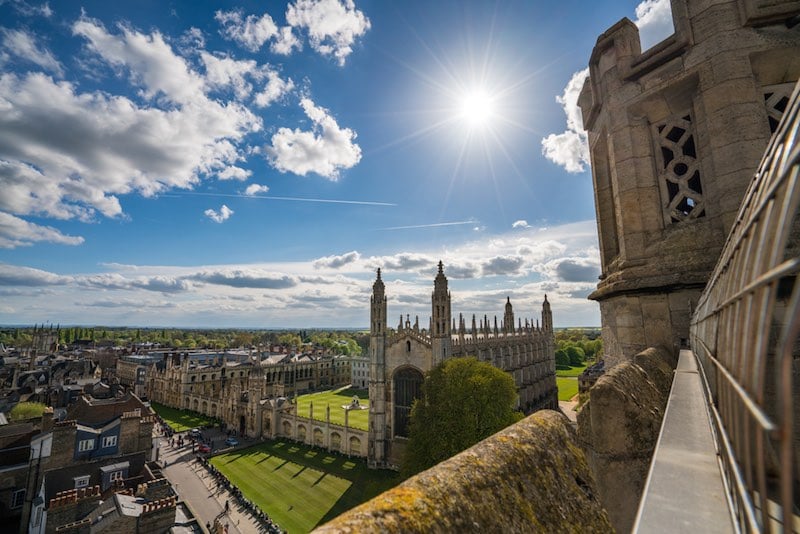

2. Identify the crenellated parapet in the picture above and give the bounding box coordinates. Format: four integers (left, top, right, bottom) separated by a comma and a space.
141, 495, 176, 515
49, 486, 101, 510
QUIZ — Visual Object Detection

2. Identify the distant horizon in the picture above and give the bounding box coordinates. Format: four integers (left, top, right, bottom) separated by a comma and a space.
0, 324, 601, 331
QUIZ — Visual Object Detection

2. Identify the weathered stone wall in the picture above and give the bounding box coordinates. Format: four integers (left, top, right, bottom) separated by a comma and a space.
581, 0, 800, 365
314, 410, 612, 533
577, 346, 675, 533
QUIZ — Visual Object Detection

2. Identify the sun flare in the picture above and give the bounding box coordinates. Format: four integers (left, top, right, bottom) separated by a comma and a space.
459, 89, 494, 127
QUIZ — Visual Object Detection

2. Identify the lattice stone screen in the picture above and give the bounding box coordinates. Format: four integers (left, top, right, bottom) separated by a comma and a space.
654, 113, 705, 224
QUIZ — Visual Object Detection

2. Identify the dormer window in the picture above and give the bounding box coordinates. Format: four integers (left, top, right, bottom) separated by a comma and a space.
78, 439, 95, 452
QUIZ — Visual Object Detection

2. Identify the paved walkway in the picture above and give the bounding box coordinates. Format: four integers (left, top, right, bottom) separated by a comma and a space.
558, 400, 578, 422
157, 430, 265, 534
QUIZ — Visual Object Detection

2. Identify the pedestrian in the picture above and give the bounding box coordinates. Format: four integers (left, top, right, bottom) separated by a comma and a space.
225, 500, 230, 512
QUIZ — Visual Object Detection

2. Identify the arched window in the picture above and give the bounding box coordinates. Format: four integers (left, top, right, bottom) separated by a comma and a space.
406, 340, 411, 352
393, 367, 424, 438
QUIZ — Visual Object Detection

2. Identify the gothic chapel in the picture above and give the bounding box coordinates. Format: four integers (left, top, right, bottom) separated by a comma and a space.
367, 262, 558, 467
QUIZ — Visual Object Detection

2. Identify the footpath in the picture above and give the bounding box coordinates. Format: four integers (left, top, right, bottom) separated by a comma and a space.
158, 430, 265, 533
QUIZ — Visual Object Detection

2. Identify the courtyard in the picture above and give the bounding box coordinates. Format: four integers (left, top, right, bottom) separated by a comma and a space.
210, 439, 400, 533
296, 386, 369, 431
150, 401, 218, 432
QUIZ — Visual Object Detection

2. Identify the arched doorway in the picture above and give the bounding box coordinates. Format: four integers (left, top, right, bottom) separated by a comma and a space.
239, 415, 246, 437
393, 367, 424, 437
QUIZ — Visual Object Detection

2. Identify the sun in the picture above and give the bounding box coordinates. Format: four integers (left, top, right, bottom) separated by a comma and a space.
459, 89, 494, 127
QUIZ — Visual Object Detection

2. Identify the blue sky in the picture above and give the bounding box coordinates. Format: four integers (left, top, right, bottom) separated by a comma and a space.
0, 0, 673, 328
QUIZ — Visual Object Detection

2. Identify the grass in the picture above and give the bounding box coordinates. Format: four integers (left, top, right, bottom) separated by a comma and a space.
556, 362, 589, 378
556, 377, 579, 401
296, 386, 369, 431
211, 439, 400, 533
150, 402, 217, 432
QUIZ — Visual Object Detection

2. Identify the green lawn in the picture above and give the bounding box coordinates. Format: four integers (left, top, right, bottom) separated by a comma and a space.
211, 439, 400, 533
296, 386, 369, 431
556, 377, 579, 401
150, 402, 217, 432
556, 362, 589, 378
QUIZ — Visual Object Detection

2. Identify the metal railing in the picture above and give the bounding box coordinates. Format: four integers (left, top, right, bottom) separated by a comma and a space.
690, 81, 800, 532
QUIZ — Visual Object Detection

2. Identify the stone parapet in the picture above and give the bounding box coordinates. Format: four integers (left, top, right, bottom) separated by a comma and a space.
314, 410, 611, 533
577, 346, 674, 533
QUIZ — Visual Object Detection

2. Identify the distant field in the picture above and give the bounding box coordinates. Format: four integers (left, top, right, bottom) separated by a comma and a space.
556, 377, 579, 401
211, 439, 400, 533
296, 386, 369, 431
150, 402, 216, 432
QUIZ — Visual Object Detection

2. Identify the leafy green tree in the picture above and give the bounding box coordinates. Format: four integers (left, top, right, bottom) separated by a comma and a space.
9, 402, 47, 422
403, 357, 523, 476
565, 345, 585, 366
555, 349, 570, 367
278, 333, 302, 348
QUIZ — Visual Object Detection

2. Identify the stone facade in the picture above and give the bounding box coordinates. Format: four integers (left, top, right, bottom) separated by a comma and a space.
580, 0, 800, 366
367, 263, 558, 468
146, 351, 351, 438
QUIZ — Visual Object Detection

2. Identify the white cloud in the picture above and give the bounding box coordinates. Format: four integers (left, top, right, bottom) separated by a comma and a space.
1, 28, 63, 76
244, 184, 270, 195
540, 1, 674, 175
254, 70, 295, 107
204, 204, 234, 223
200, 52, 257, 99
543, 256, 601, 282
635, 0, 674, 50
73, 17, 207, 105
215, 9, 278, 53
512, 220, 530, 229
266, 97, 361, 179
7, 1, 53, 18
0, 263, 69, 285
78, 273, 190, 293
313, 250, 360, 269
0, 211, 84, 249
285, 0, 370, 66
188, 269, 296, 289
199, 51, 294, 107
0, 220, 602, 327
272, 26, 302, 55
217, 166, 252, 181
0, 18, 261, 244
541, 67, 590, 174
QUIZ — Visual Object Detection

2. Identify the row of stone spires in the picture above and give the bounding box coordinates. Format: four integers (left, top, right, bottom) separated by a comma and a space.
395, 312, 542, 335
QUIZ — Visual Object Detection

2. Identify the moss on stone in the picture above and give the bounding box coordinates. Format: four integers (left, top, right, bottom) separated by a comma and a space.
313, 410, 612, 533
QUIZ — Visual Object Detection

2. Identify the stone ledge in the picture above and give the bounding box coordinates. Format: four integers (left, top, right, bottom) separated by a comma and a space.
314, 410, 611, 534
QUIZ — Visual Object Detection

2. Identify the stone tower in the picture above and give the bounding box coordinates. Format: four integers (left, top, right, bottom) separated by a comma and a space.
503, 297, 515, 333
431, 261, 452, 366
368, 268, 388, 467
579, 0, 800, 366
541, 294, 553, 332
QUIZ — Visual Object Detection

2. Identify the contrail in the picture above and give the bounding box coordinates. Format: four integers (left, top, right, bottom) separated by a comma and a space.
175, 191, 396, 206
380, 220, 476, 230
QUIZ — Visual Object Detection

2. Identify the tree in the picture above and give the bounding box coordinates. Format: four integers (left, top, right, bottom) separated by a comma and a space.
555, 349, 570, 367
565, 345, 585, 366
9, 402, 47, 422
403, 357, 523, 476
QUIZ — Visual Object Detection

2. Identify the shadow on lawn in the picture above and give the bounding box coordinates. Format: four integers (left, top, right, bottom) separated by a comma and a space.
331, 387, 369, 400
213, 439, 400, 530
